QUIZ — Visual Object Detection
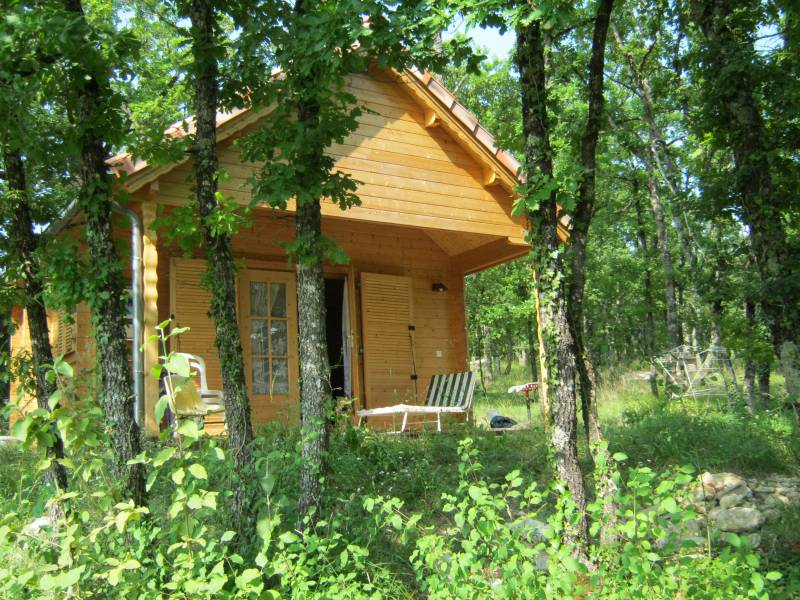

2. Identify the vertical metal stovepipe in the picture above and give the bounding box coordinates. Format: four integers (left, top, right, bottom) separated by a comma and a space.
111, 202, 144, 427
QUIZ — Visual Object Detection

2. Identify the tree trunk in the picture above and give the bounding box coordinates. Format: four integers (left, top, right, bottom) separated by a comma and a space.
634, 190, 659, 397
565, 0, 617, 545
610, 23, 699, 270
757, 362, 770, 409
0, 312, 9, 435
295, 200, 331, 521
3, 149, 69, 499
517, 17, 588, 550
189, 0, 255, 538
743, 300, 757, 412
63, 0, 145, 507
647, 170, 681, 347
293, 0, 333, 523
527, 316, 538, 382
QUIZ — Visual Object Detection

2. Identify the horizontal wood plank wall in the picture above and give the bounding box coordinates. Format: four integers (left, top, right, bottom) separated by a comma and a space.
9, 302, 95, 425
154, 71, 523, 242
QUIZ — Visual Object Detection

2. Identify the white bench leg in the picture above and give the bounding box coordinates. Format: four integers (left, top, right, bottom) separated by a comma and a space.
401, 412, 408, 432
437, 412, 442, 432
358, 415, 363, 428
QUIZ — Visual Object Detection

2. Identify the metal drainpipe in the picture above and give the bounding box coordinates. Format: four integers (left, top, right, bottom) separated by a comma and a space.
111, 202, 144, 428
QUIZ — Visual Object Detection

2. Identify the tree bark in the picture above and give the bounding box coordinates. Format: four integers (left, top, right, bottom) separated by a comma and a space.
3, 149, 69, 497
646, 169, 681, 346
0, 312, 9, 435
565, 0, 617, 545
743, 300, 757, 412
757, 361, 770, 409
189, 0, 255, 537
634, 188, 659, 397
517, 17, 588, 549
63, 0, 145, 507
527, 316, 538, 382
294, 0, 333, 523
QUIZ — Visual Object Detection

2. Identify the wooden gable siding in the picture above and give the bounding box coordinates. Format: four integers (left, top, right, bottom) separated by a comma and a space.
152, 71, 524, 242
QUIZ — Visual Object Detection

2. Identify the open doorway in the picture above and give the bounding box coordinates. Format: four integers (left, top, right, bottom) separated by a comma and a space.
324, 278, 350, 399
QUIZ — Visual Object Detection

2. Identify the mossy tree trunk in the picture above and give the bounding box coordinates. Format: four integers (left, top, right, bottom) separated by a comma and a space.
3, 148, 69, 496
188, 0, 256, 541
516, 17, 588, 550
63, 0, 146, 507
294, 0, 333, 524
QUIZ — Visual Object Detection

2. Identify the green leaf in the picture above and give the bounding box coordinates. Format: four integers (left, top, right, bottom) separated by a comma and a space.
172, 467, 185, 485
154, 396, 169, 423
612, 452, 628, 462
188, 463, 207, 480
164, 354, 191, 377
177, 419, 200, 440
48, 389, 63, 410
660, 497, 678, 514
235, 568, 261, 589
55, 360, 73, 378
153, 447, 176, 467
12, 417, 33, 442
765, 571, 782, 581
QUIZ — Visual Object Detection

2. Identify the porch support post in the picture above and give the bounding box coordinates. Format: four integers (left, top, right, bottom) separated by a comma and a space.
142, 196, 160, 434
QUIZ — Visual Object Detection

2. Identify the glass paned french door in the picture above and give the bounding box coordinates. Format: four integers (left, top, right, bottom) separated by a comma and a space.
240, 270, 297, 403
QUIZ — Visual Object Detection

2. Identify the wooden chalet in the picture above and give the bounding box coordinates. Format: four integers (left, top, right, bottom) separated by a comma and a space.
11, 67, 543, 434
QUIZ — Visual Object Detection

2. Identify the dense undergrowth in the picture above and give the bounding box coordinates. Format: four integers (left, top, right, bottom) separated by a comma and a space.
1, 367, 799, 598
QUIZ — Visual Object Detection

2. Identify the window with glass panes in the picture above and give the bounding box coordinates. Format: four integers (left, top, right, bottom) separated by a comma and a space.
248, 281, 289, 396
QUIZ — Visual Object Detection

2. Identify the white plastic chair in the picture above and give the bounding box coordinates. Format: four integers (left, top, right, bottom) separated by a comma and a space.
167, 353, 225, 421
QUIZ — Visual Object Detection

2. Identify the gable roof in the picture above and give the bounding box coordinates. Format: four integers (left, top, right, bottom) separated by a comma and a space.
108, 67, 523, 196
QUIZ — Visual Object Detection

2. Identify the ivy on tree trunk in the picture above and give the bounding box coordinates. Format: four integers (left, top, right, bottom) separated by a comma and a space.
188, 0, 256, 542
3, 148, 69, 498
516, 16, 588, 551
63, 0, 146, 507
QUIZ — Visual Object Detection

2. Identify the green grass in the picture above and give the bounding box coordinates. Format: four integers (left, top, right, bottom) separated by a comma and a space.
2, 367, 799, 595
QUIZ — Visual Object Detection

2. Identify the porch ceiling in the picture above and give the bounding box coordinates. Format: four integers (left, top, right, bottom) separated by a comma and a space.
423, 228, 529, 276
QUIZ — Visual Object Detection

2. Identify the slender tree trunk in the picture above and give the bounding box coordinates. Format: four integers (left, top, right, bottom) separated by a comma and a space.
295, 200, 331, 520
757, 362, 770, 409
64, 0, 145, 507
634, 190, 659, 397
647, 170, 681, 346
743, 300, 757, 412
0, 312, 9, 435
611, 23, 699, 270
517, 17, 588, 550
294, 0, 333, 523
3, 149, 69, 500
189, 0, 255, 537
565, 0, 617, 544
527, 316, 538, 382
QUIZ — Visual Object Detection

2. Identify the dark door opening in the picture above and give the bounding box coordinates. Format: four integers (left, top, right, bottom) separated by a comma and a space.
324, 278, 346, 399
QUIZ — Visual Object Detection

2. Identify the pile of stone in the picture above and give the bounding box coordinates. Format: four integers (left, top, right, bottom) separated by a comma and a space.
692, 472, 800, 545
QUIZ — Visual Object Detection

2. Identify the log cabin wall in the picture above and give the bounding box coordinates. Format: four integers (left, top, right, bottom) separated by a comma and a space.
158, 209, 468, 430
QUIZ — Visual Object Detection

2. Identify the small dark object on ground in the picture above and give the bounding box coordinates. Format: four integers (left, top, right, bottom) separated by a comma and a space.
490, 415, 517, 429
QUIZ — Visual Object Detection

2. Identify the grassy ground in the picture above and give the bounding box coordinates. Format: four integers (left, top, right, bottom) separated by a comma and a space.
2, 366, 799, 596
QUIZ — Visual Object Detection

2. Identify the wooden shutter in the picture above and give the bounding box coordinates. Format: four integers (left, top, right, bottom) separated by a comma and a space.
170, 258, 222, 392
360, 273, 416, 409
52, 309, 76, 357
